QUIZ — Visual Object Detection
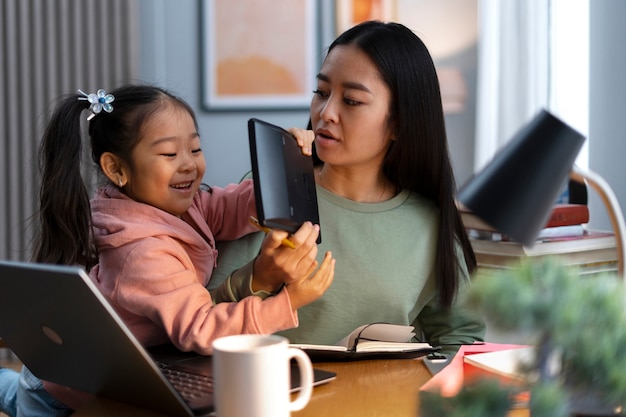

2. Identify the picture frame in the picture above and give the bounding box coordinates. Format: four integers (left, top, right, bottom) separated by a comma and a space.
335, 0, 396, 35
334, 0, 472, 114
201, 0, 319, 111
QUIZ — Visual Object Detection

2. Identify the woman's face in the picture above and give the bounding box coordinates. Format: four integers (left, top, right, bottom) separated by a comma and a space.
124, 104, 206, 216
310, 44, 394, 171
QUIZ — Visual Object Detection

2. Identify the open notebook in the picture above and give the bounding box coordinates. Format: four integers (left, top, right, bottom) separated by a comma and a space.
0, 260, 336, 416
290, 323, 438, 361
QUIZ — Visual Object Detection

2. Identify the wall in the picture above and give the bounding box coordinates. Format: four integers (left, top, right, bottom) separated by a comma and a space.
136, 0, 478, 188
588, 0, 626, 232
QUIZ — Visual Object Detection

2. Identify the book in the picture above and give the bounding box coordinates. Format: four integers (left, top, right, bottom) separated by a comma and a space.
471, 230, 618, 276
469, 224, 586, 242
460, 203, 590, 233
470, 230, 616, 259
463, 347, 536, 383
476, 258, 619, 277
462, 347, 536, 409
289, 323, 438, 362
536, 224, 586, 239
546, 203, 589, 227
419, 342, 528, 397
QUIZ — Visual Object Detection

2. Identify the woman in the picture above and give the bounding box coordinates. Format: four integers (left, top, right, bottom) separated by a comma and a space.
213, 20, 484, 352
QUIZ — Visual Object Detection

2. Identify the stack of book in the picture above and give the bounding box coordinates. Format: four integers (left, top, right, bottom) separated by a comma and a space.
461, 204, 619, 276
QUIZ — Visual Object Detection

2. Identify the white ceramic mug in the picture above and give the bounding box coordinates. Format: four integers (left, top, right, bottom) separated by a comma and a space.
212, 334, 313, 417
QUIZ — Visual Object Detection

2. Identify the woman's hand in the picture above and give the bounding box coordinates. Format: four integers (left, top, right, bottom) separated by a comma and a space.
288, 127, 315, 156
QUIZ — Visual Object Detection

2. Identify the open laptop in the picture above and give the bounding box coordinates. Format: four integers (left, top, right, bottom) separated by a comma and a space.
0, 260, 336, 416
248, 118, 321, 242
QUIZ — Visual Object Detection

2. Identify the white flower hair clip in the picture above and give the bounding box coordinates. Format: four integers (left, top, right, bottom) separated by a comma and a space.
78, 89, 115, 120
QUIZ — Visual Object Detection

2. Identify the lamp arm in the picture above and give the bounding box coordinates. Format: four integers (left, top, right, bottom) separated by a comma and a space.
570, 166, 626, 279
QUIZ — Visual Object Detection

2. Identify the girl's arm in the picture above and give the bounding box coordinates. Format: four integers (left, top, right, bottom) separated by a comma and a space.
211, 221, 332, 302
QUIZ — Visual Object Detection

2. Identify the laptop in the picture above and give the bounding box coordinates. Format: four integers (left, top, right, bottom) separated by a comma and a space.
0, 260, 336, 416
248, 118, 321, 242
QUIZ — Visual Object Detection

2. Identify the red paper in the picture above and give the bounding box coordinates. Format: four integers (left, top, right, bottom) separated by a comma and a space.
419, 342, 528, 397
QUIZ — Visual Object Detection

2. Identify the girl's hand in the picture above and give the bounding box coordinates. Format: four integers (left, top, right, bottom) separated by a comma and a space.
251, 221, 321, 292
285, 251, 335, 310
288, 127, 315, 156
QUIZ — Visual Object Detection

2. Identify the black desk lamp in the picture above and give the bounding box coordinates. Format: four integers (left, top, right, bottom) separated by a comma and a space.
458, 109, 626, 277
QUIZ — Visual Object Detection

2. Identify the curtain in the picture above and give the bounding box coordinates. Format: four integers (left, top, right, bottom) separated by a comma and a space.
474, 0, 551, 171
475, 0, 589, 172
0, 0, 139, 261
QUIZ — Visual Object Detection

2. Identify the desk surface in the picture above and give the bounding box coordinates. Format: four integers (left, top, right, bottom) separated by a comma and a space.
294, 359, 429, 417
74, 359, 529, 417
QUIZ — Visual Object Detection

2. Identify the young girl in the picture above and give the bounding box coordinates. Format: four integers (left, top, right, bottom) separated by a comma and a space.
0, 84, 334, 416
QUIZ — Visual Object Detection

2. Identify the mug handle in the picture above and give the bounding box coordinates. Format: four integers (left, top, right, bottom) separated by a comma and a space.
288, 347, 313, 411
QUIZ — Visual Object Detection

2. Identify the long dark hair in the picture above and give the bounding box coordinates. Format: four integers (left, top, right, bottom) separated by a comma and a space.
313, 21, 476, 307
33, 84, 198, 270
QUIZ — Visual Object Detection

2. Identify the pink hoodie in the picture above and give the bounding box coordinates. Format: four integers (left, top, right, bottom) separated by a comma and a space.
88, 181, 298, 353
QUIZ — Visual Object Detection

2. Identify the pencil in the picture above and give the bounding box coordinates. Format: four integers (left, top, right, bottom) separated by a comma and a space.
248, 216, 296, 249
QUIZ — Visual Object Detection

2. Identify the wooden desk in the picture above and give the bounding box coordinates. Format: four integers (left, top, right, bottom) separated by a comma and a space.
293, 359, 429, 417
74, 359, 529, 417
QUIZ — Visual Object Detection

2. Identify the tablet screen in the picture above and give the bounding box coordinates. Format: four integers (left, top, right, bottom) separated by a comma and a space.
248, 118, 321, 242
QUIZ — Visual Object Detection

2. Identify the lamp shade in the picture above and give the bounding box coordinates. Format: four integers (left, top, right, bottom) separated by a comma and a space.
458, 109, 585, 246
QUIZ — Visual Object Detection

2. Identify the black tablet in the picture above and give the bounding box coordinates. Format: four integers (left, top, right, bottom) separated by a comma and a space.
248, 118, 321, 242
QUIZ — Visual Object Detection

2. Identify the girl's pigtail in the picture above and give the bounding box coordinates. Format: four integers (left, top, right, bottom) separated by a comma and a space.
34, 94, 97, 269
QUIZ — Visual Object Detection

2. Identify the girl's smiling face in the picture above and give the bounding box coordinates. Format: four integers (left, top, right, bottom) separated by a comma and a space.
123, 103, 205, 216
310, 44, 395, 172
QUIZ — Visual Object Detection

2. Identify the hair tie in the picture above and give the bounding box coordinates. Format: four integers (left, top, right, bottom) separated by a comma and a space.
78, 89, 115, 120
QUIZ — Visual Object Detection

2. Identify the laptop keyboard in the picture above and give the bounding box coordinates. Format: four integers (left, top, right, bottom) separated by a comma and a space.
156, 361, 214, 401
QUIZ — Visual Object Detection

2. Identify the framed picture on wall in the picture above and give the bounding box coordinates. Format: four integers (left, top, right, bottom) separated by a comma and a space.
335, 0, 396, 35
201, 0, 319, 111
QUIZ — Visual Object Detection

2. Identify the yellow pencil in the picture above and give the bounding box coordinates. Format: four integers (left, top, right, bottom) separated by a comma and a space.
248, 216, 296, 249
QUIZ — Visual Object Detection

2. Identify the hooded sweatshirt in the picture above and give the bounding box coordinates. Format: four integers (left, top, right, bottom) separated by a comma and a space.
87, 181, 298, 353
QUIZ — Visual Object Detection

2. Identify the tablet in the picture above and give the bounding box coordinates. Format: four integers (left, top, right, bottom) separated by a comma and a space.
247, 118, 321, 242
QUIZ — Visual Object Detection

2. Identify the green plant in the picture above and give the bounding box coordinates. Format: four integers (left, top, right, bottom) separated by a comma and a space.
470, 258, 626, 406
420, 257, 626, 416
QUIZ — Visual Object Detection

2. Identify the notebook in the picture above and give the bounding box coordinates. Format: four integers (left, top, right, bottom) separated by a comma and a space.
0, 260, 336, 416
247, 118, 321, 242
